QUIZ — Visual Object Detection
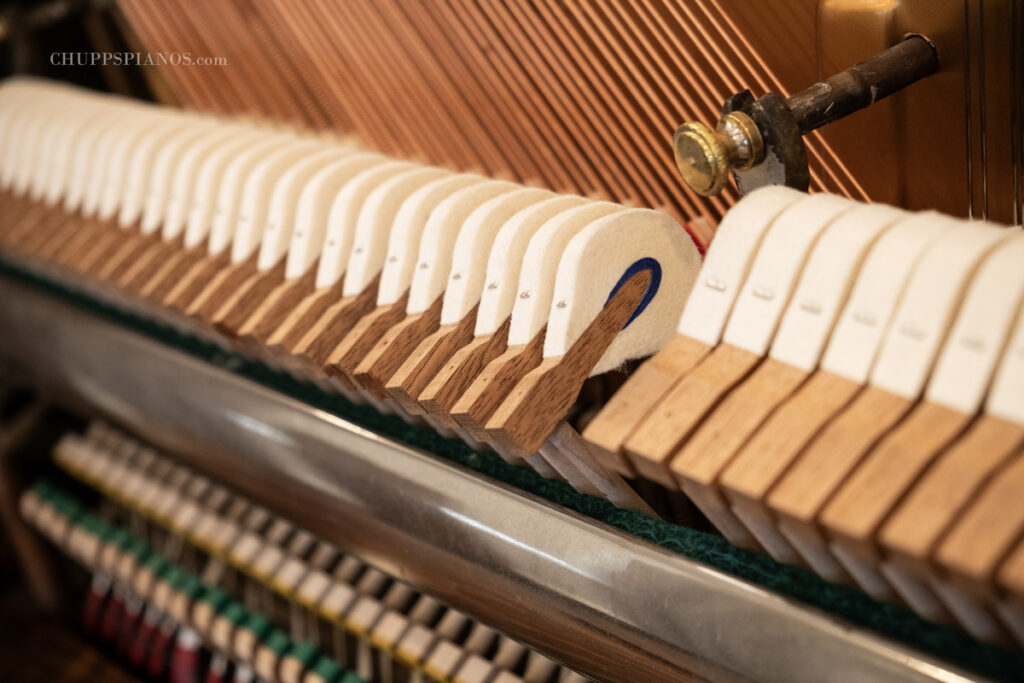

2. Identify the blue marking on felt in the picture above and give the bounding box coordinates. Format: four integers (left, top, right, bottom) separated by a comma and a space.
603, 257, 661, 329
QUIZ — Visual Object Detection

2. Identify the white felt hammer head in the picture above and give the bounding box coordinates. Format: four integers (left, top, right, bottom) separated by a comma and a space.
207, 133, 298, 255
474, 194, 590, 338
44, 102, 104, 206
116, 116, 193, 229
160, 125, 233, 241
508, 201, 623, 347
19, 99, 67, 199
544, 208, 702, 375
134, 118, 213, 233
2, 90, 56, 191
441, 187, 555, 326
182, 126, 269, 249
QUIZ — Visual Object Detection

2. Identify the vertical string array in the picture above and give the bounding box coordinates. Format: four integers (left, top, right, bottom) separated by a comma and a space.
113, 0, 884, 238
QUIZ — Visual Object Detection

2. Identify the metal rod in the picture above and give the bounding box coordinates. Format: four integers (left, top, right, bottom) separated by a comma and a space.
673, 36, 940, 197
787, 36, 939, 135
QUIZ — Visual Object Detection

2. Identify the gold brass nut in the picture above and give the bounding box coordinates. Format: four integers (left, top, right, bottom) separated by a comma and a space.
719, 111, 763, 171
673, 111, 764, 196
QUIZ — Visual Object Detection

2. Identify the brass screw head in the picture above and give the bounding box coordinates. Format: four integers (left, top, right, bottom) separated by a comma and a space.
673, 111, 764, 196
673, 121, 730, 197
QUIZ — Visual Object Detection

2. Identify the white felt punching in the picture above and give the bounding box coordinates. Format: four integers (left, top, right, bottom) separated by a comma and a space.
256, 148, 351, 271
769, 204, 907, 372
205, 133, 298, 255
315, 161, 417, 291
821, 213, 956, 383
677, 186, 804, 345
722, 194, 854, 355
926, 233, 1024, 414
341, 167, 452, 294
284, 154, 387, 279
474, 195, 589, 338
870, 221, 1010, 399
183, 127, 271, 248
543, 209, 701, 375
508, 203, 624, 347
406, 181, 520, 314
441, 187, 555, 326
228, 140, 329, 264
376, 174, 487, 306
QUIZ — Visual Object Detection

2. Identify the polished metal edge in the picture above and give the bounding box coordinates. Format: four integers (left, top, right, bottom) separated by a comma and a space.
0, 277, 987, 683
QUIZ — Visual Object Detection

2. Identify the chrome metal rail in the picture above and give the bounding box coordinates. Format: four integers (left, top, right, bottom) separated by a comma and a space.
0, 277, 984, 683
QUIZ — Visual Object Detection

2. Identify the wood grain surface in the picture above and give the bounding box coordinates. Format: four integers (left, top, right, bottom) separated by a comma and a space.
583, 333, 711, 476
487, 269, 650, 453
624, 343, 760, 488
